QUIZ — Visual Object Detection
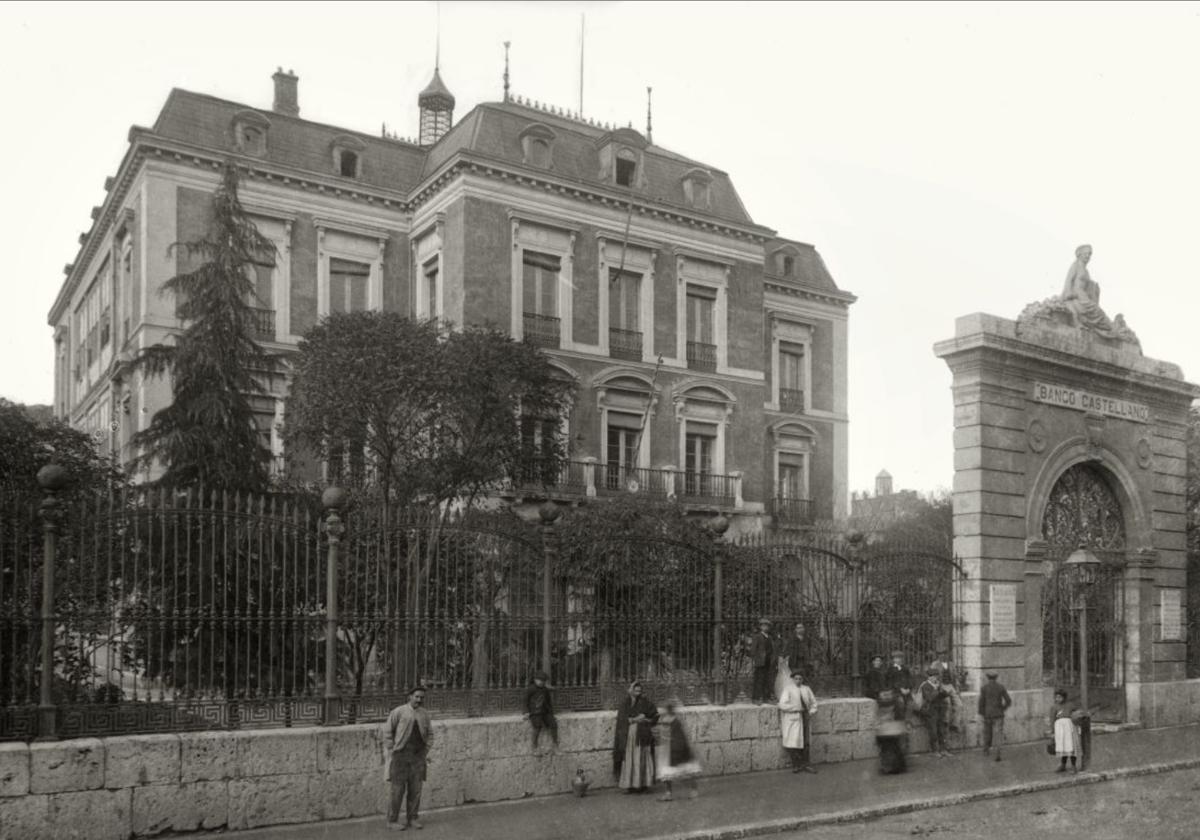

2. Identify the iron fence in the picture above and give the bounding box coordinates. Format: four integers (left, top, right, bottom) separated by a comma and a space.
0, 482, 964, 740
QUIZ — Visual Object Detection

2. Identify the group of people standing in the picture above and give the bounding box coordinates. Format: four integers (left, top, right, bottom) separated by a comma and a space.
380, 647, 1087, 829
864, 650, 1013, 774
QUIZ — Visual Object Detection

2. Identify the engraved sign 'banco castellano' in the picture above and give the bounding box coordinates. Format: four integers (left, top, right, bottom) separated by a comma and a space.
1032, 382, 1151, 423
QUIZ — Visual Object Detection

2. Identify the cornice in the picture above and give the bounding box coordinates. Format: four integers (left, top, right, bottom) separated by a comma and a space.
764, 279, 857, 307
416, 151, 776, 245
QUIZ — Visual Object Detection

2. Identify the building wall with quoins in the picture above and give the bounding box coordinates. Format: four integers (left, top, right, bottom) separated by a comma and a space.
47, 68, 856, 532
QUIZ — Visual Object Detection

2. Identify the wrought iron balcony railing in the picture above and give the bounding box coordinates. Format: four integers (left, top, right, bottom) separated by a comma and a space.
779, 387, 805, 413
523, 312, 561, 349
609, 327, 643, 361
768, 496, 814, 527
676, 471, 736, 506
509, 457, 589, 496
686, 341, 717, 372
597, 464, 675, 498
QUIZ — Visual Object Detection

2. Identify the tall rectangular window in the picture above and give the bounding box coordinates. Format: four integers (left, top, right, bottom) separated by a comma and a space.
605, 410, 642, 489
778, 454, 806, 499
686, 286, 715, 345
522, 251, 560, 317
423, 258, 439, 319
779, 342, 806, 411
609, 269, 640, 331
684, 424, 716, 497
328, 258, 370, 315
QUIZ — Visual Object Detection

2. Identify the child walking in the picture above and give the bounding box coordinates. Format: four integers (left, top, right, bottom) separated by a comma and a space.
657, 700, 701, 801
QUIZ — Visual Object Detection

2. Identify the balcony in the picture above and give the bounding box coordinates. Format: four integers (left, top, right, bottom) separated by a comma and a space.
609, 327, 643, 361
779, 387, 805, 413
768, 496, 814, 528
597, 464, 676, 498
686, 341, 716, 372
249, 307, 276, 341
509, 457, 589, 496
523, 312, 561, 349
501, 459, 742, 510
675, 471, 737, 507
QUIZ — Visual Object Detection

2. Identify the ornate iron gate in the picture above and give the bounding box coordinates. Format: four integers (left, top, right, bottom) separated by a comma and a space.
1040, 463, 1127, 721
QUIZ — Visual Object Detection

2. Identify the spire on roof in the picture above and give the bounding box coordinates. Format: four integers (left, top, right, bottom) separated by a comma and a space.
418, 64, 455, 145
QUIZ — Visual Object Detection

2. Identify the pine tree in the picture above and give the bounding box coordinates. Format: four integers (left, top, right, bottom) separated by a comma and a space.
131, 160, 275, 492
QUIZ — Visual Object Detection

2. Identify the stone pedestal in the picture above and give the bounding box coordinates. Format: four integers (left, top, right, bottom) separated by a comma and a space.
935, 312, 1197, 721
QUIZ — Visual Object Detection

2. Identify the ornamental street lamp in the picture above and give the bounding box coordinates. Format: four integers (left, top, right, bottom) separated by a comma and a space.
1064, 545, 1101, 716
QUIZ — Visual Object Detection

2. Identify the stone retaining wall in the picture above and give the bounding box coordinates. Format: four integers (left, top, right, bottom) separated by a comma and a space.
0, 687, 1067, 840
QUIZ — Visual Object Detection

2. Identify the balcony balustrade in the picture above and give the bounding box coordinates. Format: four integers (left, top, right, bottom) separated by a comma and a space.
686, 340, 717, 372
779, 387, 805, 413
523, 312, 561, 349
504, 459, 742, 510
609, 327, 643, 361
768, 496, 814, 528
249, 307, 276, 340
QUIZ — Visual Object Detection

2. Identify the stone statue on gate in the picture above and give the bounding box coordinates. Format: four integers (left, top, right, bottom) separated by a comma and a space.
1016, 244, 1141, 351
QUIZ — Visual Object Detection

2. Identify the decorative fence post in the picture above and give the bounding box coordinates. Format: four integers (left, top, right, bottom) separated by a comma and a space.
845, 530, 865, 697
708, 515, 730, 705
539, 502, 561, 680
322, 487, 346, 726
35, 464, 68, 742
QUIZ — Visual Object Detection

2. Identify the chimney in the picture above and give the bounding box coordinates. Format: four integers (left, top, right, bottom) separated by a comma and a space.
272, 67, 299, 116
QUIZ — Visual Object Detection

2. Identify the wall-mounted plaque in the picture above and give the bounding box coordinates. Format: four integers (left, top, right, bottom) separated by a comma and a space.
1161, 589, 1183, 641
990, 584, 1017, 643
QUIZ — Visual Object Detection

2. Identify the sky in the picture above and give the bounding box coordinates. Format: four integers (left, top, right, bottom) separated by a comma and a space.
1, 1, 1198, 498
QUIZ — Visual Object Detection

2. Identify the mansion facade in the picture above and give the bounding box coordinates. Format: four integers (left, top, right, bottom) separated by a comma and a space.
48, 67, 855, 532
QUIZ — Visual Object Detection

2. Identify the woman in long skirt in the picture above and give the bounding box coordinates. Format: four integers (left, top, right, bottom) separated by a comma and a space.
1049, 689, 1082, 773
613, 681, 659, 793
656, 699, 701, 801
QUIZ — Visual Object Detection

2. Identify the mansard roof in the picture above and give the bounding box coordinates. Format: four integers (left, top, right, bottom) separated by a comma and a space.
422, 100, 755, 226
152, 89, 429, 192
765, 236, 846, 294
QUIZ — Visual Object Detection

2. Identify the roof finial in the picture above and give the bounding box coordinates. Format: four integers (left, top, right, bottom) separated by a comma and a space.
646, 86, 653, 144
503, 40, 511, 102
435, 0, 442, 71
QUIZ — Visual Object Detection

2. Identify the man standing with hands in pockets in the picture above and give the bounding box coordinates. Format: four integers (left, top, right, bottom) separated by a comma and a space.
386, 686, 434, 830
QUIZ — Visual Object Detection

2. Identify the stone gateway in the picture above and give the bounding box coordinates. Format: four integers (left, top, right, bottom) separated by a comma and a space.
935, 247, 1199, 726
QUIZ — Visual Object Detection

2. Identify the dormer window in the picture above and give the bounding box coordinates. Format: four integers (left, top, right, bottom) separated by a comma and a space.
519, 123, 556, 169
783, 256, 795, 277
615, 154, 637, 187
231, 110, 271, 157
596, 127, 649, 190
330, 134, 366, 179
682, 167, 713, 210
770, 245, 803, 279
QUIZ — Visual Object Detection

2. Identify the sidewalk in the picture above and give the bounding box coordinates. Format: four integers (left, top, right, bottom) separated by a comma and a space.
223, 724, 1200, 840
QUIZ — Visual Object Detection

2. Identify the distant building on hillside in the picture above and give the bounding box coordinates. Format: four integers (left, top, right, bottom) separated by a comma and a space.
850, 469, 924, 528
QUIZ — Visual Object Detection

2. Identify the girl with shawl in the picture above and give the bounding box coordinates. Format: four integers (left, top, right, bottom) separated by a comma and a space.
778, 670, 818, 773
1049, 689, 1082, 773
613, 681, 659, 792
656, 699, 701, 801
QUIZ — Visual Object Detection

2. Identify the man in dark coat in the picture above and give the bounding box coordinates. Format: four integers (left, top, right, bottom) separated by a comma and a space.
885, 650, 914, 712
978, 670, 1012, 761
864, 655, 887, 700
783, 623, 813, 689
749, 618, 776, 704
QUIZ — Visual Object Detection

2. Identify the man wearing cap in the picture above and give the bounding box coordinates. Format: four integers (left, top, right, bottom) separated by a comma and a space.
524, 670, 558, 750
978, 670, 1012, 761
749, 618, 777, 704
